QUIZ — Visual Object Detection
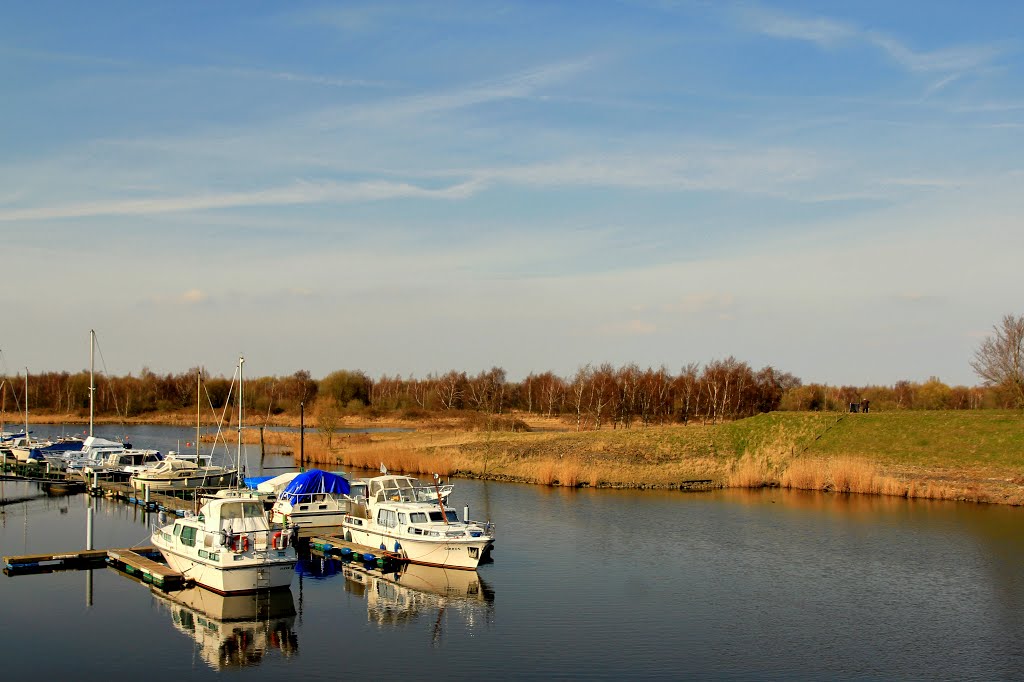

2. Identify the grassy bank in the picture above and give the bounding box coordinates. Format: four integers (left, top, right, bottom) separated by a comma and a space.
26, 408, 1024, 505
247, 410, 1024, 506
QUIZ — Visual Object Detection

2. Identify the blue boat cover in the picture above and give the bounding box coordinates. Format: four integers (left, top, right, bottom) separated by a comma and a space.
280, 469, 351, 503
244, 476, 273, 489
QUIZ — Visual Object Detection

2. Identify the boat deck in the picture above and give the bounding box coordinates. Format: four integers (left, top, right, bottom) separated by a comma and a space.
308, 534, 404, 564
4, 545, 188, 589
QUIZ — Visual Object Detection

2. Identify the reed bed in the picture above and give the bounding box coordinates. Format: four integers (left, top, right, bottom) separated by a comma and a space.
224, 413, 1024, 505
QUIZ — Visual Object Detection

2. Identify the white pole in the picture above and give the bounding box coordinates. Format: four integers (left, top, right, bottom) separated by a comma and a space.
24, 368, 29, 445
464, 504, 470, 522
86, 504, 94, 550
238, 356, 244, 482
89, 330, 95, 438
196, 369, 201, 460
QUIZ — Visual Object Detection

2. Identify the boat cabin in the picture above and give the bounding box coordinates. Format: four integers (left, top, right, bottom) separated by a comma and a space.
367, 475, 440, 503
144, 458, 200, 478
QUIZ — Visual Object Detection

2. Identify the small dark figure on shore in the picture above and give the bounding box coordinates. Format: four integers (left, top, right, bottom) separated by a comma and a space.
861, 400, 870, 413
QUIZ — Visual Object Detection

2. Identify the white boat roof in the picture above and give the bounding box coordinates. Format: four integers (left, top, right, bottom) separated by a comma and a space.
256, 471, 301, 493
83, 436, 124, 449
196, 498, 269, 532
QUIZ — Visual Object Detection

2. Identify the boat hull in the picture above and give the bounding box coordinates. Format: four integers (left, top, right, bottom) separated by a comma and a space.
155, 543, 296, 594
132, 470, 237, 491
344, 524, 491, 570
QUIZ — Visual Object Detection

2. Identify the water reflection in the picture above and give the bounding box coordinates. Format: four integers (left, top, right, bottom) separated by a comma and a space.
151, 587, 298, 670
301, 555, 494, 644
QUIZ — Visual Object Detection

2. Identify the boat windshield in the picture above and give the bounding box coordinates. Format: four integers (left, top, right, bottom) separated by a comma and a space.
428, 510, 459, 523
220, 502, 265, 519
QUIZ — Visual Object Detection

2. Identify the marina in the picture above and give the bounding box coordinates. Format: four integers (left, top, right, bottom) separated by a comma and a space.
1, 424, 1023, 679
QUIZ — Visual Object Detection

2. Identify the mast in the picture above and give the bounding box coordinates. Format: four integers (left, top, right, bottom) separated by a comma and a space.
237, 356, 244, 478
24, 368, 29, 441
196, 368, 201, 459
89, 329, 95, 438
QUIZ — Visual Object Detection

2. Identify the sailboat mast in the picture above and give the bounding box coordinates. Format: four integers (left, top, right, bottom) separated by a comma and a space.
89, 329, 95, 438
237, 356, 244, 476
196, 369, 201, 459
24, 368, 29, 440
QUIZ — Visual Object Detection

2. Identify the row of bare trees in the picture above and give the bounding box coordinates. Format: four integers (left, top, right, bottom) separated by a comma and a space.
3, 343, 1021, 430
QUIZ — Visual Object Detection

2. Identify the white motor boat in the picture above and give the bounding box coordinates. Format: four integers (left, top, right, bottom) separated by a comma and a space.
151, 497, 297, 594
81, 448, 165, 481
131, 458, 237, 491
342, 474, 493, 570
269, 469, 353, 528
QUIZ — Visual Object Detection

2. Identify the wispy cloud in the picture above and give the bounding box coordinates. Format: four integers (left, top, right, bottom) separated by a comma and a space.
0, 179, 483, 221
598, 319, 657, 336
740, 6, 1006, 75
309, 57, 598, 128
197, 66, 390, 89
149, 289, 210, 306
661, 293, 737, 315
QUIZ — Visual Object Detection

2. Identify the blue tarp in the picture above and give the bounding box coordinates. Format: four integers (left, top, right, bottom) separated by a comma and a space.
280, 469, 351, 503
244, 476, 273, 489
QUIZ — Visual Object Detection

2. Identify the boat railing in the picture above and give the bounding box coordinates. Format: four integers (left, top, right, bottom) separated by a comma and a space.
373, 484, 452, 504
154, 520, 298, 553
276, 490, 349, 505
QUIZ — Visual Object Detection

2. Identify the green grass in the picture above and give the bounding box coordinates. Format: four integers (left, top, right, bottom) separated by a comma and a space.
799, 410, 1024, 472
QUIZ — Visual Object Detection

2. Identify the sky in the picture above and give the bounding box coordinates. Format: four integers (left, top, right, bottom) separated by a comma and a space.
2, 1, 1022, 386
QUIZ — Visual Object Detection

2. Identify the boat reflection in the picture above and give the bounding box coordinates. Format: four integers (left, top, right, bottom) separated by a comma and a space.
151, 586, 298, 670
342, 562, 495, 643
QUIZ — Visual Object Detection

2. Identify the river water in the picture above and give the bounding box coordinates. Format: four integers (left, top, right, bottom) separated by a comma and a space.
2, 425, 1022, 679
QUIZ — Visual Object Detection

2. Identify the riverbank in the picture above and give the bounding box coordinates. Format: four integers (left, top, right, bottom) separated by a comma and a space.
20, 410, 1024, 505
251, 410, 1024, 506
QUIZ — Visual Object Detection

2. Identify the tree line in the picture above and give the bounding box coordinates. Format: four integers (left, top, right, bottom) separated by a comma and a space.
2, 355, 1018, 431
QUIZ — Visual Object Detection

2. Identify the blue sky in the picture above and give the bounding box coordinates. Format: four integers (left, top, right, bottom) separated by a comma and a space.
2, 1, 1022, 386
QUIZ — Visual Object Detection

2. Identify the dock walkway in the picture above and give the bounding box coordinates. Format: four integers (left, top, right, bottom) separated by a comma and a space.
3, 545, 187, 588
308, 533, 404, 567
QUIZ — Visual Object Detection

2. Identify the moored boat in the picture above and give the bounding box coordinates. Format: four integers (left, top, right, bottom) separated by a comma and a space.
269, 469, 352, 528
342, 473, 494, 570
131, 458, 237, 491
151, 497, 298, 594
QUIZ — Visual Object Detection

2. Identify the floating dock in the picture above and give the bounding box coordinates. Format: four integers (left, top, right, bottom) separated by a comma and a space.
3, 545, 188, 588
308, 534, 404, 569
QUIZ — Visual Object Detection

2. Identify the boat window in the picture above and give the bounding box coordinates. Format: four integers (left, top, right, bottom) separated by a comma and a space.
410, 512, 427, 524
242, 502, 263, 518
180, 526, 197, 547
377, 509, 398, 528
173, 524, 182, 537
398, 513, 407, 524
428, 511, 444, 522
445, 510, 458, 522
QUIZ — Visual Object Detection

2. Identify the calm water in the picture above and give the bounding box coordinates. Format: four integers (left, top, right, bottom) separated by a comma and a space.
2, 425, 1023, 680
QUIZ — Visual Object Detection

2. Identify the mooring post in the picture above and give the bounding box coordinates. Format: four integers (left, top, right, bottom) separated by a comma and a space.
464, 504, 470, 522
144, 483, 150, 506
86, 504, 94, 550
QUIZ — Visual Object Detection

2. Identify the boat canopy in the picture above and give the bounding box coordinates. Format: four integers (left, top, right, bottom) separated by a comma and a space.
279, 469, 350, 503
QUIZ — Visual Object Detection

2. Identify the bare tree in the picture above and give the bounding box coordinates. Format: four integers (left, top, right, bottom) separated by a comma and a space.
971, 314, 1024, 408
571, 364, 592, 431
